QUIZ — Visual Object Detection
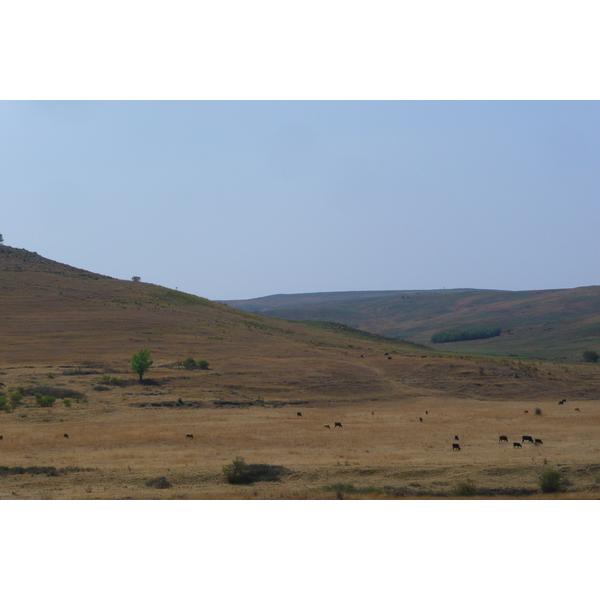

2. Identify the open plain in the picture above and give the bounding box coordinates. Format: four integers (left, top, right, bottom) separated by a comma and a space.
1, 245, 600, 499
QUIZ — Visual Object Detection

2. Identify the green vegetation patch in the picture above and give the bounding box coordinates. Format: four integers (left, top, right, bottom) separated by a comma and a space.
431, 326, 502, 344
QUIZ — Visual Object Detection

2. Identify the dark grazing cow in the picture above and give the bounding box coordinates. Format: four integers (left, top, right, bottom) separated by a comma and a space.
334, 422, 343, 428
297, 412, 302, 417
575, 408, 581, 412
324, 425, 330, 429
513, 442, 522, 448
499, 435, 508, 442
419, 417, 423, 422
186, 433, 194, 439
0, 435, 3, 440
524, 410, 529, 414
452, 443, 461, 451
388, 356, 392, 360
63, 434, 69, 439
559, 399, 566, 405
534, 438, 543, 445
425, 411, 428, 415
522, 435, 534, 443
454, 435, 459, 441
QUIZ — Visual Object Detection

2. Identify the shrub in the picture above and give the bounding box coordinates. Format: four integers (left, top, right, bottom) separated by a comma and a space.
453, 479, 479, 497
535, 408, 542, 415
145, 476, 171, 489
36, 396, 56, 407
583, 350, 599, 363
63, 399, 71, 407
182, 358, 209, 370
9, 392, 23, 405
538, 469, 564, 493
222, 457, 289, 485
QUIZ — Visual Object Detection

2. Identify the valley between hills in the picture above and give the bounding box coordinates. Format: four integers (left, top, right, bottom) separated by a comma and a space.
1, 245, 600, 499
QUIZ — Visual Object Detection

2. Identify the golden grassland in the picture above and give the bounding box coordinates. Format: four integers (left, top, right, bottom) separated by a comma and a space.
1, 246, 600, 499
1, 359, 600, 500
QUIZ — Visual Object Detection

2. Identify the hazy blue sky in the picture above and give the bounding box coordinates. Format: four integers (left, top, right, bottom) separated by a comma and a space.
2, 100, 600, 300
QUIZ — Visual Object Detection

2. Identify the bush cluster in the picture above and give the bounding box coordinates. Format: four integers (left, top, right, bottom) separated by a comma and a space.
222, 457, 289, 485
431, 326, 501, 344
182, 358, 210, 370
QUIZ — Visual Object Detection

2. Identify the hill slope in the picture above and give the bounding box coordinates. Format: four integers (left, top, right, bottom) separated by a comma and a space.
225, 287, 600, 362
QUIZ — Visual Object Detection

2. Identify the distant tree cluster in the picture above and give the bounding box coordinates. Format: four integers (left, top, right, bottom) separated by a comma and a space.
431, 326, 501, 344
0, 234, 4, 244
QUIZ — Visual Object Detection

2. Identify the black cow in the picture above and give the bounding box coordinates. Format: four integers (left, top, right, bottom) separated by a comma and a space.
297, 412, 302, 417
499, 435, 508, 442
514, 442, 522, 448
534, 438, 543, 445
559, 399, 566, 405
334, 422, 343, 428
186, 433, 194, 439
63, 434, 69, 439
388, 356, 392, 360
454, 435, 459, 441
522, 435, 534, 443
425, 411, 429, 415
324, 425, 330, 429
452, 443, 461, 451
0, 435, 3, 440
419, 417, 423, 422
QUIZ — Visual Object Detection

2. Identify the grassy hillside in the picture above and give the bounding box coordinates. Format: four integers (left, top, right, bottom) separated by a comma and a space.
2, 246, 600, 500
225, 287, 600, 362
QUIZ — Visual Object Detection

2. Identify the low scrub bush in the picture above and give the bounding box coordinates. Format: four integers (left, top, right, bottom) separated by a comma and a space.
223, 457, 289, 484
538, 469, 564, 493
453, 479, 479, 497
36, 396, 56, 407
182, 358, 210, 370
145, 476, 171, 489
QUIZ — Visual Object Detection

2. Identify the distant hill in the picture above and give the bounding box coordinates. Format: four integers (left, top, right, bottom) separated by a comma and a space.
224, 287, 600, 362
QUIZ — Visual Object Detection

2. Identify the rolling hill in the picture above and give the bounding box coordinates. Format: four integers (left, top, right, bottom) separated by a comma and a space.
224, 287, 600, 362
2, 245, 600, 500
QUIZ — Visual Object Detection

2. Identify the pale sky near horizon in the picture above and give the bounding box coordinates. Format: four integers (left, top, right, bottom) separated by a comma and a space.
2, 100, 600, 300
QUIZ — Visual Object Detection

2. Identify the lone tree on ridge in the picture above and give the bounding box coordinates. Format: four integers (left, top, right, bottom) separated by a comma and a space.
131, 349, 153, 381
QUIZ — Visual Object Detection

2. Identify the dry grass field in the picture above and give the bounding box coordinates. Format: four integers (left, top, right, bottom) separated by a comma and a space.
2, 246, 600, 499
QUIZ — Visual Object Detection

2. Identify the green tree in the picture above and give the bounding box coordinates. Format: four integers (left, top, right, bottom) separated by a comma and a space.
0, 233, 4, 244
131, 349, 153, 381
583, 350, 599, 363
